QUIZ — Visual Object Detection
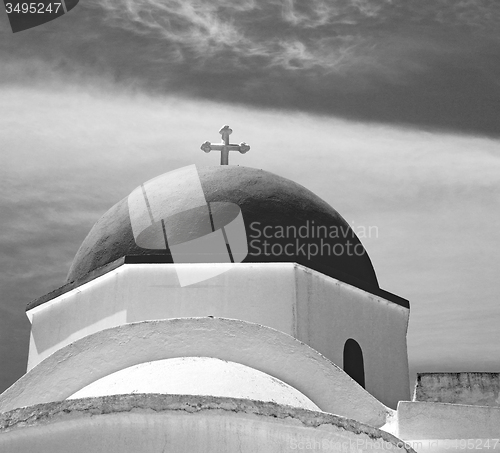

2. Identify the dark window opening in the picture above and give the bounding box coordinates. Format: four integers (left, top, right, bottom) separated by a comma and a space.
343, 338, 365, 388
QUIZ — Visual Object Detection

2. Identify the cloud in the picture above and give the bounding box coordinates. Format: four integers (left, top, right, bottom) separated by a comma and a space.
1, 0, 500, 135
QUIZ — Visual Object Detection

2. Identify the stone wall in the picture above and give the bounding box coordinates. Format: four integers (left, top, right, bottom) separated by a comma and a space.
413, 372, 500, 407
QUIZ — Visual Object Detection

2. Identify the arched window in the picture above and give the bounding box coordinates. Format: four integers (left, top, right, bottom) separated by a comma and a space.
343, 338, 365, 388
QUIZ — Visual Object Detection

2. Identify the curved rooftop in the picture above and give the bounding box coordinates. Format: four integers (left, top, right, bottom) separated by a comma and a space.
66, 165, 378, 289
68, 357, 321, 411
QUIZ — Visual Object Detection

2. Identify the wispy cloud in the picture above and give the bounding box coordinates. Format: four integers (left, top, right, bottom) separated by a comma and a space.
1, 0, 499, 134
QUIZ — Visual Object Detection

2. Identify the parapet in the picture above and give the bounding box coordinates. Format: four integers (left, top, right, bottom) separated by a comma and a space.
413, 372, 500, 407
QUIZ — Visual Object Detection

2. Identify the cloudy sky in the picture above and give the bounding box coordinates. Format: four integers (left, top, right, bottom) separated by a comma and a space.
0, 0, 499, 394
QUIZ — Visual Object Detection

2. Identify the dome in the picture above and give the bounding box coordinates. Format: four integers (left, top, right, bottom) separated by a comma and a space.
67, 357, 321, 411
67, 166, 378, 288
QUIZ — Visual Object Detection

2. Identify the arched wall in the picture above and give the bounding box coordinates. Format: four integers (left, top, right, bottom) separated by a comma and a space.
1, 318, 390, 428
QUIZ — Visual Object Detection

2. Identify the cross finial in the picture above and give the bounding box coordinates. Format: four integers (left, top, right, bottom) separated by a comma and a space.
201, 125, 250, 165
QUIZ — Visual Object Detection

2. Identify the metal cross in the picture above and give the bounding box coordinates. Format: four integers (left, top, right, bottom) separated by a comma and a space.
201, 125, 250, 165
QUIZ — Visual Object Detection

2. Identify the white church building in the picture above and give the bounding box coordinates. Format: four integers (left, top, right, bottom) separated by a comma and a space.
0, 127, 498, 451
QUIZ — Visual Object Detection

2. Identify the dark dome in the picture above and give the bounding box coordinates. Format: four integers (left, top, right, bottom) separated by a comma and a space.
67, 166, 378, 288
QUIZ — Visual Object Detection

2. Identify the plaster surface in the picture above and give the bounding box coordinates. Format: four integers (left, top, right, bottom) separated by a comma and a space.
414, 372, 500, 407
294, 265, 410, 408
67, 357, 321, 411
0, 318, 391, 427
396, 401, 500, 439
26, 263, 410, 408
0, 394, 414, 453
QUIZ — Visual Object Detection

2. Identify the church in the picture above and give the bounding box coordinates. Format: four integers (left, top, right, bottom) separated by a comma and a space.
0, 126, 498, 451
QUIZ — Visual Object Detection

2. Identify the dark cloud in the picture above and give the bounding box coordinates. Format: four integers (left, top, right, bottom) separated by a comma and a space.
1, 0, 500, 135
0, 174, 114, 392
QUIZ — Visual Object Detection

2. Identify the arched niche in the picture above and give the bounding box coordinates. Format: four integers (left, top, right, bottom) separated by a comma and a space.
343, 338, 365, 388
